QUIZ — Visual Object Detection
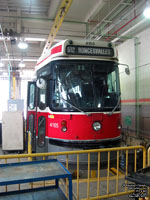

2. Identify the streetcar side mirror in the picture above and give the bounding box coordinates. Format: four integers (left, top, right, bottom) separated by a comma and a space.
125, 67, 130, 75
118, 63, 130, 75
36, 78, 46, 89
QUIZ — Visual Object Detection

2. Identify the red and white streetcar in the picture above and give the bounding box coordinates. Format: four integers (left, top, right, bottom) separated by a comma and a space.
27, 39, 121, 160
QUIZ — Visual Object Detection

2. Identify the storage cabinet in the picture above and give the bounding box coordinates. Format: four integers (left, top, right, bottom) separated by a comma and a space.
2, 111, 24, 151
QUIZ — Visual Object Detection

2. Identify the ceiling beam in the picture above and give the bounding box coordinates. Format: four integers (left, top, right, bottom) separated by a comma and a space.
84, 0, 105, 22
47, 0, 60, 19
17, 9, 21, 34
0, 11, 87, 24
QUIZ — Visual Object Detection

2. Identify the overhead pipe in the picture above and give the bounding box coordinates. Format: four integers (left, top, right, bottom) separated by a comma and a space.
111, 18, 146, 43
0, 15, 87, 25
134, 37, 140, 137
106, 12, 142, 41
95, 0, 145, 40
87, 0, 126, 39
112, 12, 141, 34
95, 1, 133, 40
87, 0, 132, 39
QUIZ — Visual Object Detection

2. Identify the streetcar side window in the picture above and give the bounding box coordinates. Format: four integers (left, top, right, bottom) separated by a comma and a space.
107, 71, 117, 93
29, 114, 35, 148
39, 86, 47, 110
38, 116, 46, 147
29, 84, 35, 110
29, 114, 34, 134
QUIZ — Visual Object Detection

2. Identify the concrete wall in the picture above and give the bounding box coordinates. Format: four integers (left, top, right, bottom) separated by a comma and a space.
117, 27, 150, 141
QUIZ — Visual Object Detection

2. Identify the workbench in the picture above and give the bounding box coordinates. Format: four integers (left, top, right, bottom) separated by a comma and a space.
0, 159, 72, 200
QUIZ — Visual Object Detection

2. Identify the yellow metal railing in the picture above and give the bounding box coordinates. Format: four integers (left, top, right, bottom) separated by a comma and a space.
147, 147, 150, 199
148, 147, 150, 166
28, 131, 32, 161
0, 145, 146, 199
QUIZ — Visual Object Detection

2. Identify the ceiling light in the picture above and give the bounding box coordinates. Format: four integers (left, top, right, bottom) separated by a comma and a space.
23, 70, 34, 77
1, 58, 38, 62
3, 72, 7, 76
24, 38, 46, 42
143, 0, 150, 18
23, 59, 38, 62
0, 37, 17, 41
18, 41, 28, 49
0, 61, 4, 67
144, 7, 150, 18
18, 62, 25, 68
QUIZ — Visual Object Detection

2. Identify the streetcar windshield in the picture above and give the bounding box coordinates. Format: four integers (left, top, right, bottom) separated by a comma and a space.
51, 60, 120, 112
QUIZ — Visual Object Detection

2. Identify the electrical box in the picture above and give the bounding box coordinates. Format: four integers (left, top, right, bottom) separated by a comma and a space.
7, 99, 24, 112
2, 111, 24, 151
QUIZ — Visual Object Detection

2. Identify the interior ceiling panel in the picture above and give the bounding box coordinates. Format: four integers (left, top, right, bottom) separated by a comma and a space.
0, 0, 51, 14
64, 0, 104, 22
0, 0, 149, 76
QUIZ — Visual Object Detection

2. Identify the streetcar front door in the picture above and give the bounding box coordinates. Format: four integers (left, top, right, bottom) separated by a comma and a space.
27, 81, 36, 152
36, 78, 48, 154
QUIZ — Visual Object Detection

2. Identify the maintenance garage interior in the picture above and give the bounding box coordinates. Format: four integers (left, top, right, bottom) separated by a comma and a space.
0, 0, 150, 200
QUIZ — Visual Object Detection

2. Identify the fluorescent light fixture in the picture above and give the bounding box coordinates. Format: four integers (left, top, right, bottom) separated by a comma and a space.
23, 59, 38, 62
3, 72, 8, 76
0, 61, 4, 67
143, 0, 150, 18
18, 41, 28, 49
1, 58, 38, 62
144, 7, 150, 18
18, 62, 25, 68
2, 58, 21, 61
25, 38, 46, 42
0, 37, 17, 41
23, 70, 34, 77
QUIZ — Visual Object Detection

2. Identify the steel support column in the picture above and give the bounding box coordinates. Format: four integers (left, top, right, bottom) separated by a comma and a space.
134, 37, 140, 136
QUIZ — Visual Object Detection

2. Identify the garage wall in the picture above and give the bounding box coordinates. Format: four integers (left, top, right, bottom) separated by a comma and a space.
117, 27, 150, 139
0, 80, 9, 121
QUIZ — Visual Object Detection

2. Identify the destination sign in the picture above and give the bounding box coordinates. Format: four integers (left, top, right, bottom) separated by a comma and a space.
66, 45, 114, 57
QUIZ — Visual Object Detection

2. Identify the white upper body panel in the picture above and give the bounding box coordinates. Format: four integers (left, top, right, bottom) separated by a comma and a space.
36, 39, 118, 71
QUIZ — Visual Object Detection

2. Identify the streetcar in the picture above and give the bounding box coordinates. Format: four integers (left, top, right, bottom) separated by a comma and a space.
27, 39, 122, 159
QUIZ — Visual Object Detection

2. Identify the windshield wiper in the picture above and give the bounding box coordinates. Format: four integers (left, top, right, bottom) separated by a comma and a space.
55, 93, 90, 116
54, 79, 90, 116
108, 93, 121, 116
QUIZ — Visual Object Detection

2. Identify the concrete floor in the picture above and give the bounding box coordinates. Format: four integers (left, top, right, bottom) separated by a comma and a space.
72, 171, 133, 200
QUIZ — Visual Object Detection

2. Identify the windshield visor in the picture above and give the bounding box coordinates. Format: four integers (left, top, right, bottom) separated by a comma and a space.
51, 60, 120, 112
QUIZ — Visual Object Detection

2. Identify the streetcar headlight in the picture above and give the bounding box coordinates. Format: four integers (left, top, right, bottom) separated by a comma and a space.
118, 124, 122, 130
61, 126, 67, 132
61, 120, 67, 132
93, 122, 101, 131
